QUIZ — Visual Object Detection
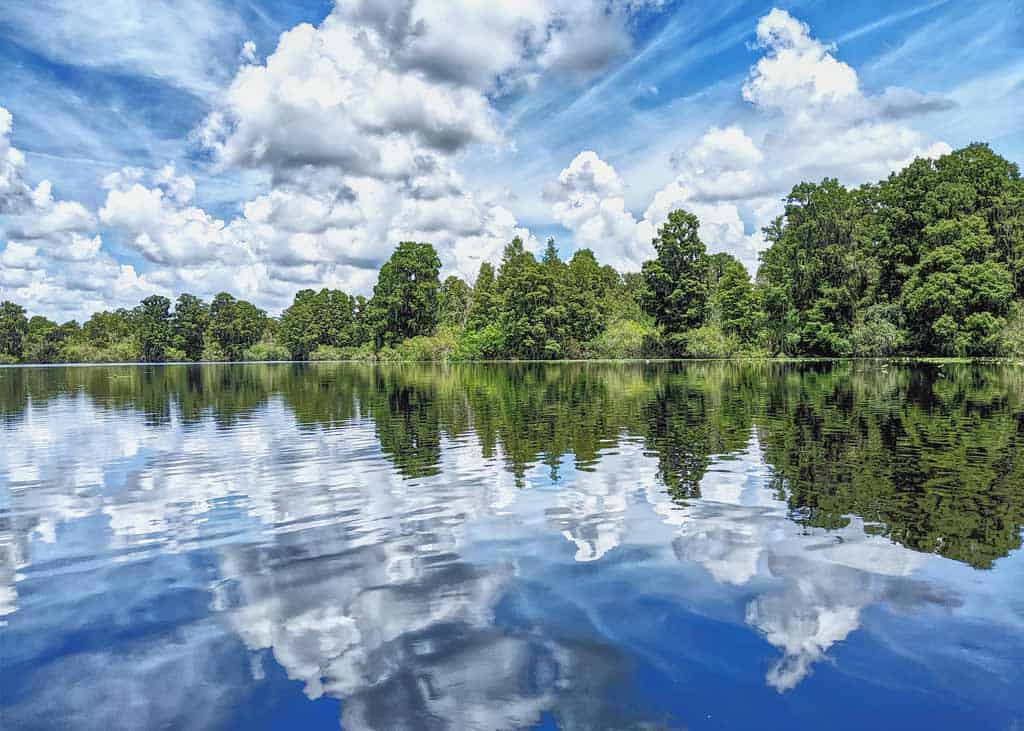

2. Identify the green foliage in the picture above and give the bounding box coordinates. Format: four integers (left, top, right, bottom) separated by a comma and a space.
565, 248, 618, 343
900, 216, 1014, 355
850, 303, 907, 356
82, 309, 133, 349
0, 301, 29, 360
310, 344, 354, 361
135, 295, 173, 362
201, 331, 227, 362
242, 337, 290, 361
756, 179, 862, 356
587, 319, 655, 359
681, 325, 741, 358
438, 276, 472, 327
602, 271, 647, 324
23, 316, 78, 363
454, 322, 506, 360
396, 326, 460, 361
367, 242, 441, 347
374, 345, 402, 362
641, 210, 709, 352
495, 237, 561, 358
62, 337, 139, 363
172, 294, 209, 361
466, 262, 500, 331
753, 143, 1024, 357
1002, 303, 1024, 358
350, 295, 371, 346
164, 346, 187, 362
708, 252, 758, 342
279, 288, 356, 359
209, 292, 268, 360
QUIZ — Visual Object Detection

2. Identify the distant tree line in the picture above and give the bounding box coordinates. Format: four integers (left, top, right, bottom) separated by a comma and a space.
1, 143, 1022, 364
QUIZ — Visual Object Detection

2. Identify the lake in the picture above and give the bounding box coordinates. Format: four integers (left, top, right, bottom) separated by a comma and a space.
2, 362, 1023, 730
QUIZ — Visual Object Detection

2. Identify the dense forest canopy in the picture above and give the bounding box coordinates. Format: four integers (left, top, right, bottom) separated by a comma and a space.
1, 144, 1022, 364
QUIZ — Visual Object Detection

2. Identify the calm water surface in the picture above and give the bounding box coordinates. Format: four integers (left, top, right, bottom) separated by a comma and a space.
2, 362, 1023, 730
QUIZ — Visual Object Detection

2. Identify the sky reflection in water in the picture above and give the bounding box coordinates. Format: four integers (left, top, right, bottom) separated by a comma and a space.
1, 362, 1023, 730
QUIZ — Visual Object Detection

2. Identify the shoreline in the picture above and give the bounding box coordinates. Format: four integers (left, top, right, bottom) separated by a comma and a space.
3, 356, 1024, 369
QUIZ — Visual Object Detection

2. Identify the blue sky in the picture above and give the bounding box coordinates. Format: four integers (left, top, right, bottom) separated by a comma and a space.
1, 0, 1021, 320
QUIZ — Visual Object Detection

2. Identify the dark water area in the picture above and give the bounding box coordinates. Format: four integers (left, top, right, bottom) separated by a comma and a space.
1, 361, 1023, 730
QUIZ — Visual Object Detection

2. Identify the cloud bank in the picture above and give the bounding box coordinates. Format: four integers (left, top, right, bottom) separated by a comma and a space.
1, 6, 958, 320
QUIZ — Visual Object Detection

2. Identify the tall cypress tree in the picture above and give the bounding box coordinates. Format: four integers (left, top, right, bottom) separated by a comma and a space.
641, 210, 709, 353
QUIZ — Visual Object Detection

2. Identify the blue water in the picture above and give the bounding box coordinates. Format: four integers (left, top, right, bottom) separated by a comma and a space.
1, 362, 1023, 730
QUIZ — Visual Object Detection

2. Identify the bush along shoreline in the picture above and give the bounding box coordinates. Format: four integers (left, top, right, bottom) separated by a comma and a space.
2, 143, 1023, 365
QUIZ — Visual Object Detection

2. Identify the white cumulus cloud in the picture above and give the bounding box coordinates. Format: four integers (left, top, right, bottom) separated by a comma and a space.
551, 8, 953, 273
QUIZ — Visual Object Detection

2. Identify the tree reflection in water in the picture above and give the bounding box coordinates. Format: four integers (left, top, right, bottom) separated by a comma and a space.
1, 361, 1023, 729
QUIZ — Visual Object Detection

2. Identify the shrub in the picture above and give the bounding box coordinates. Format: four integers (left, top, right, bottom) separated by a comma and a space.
375, 346, 402, 362
309, 344, 347, 361
961, 311, 1006, 356
397, 326, 459, 361
682, 325, 741, 358
242, 338, 290, 361
1002, 303, 1024, 358
454, 323, 505, 360
586, 319, 656, 359
200, 333, 227, 362
62, 337, 140, 363
850, 304, 909, 357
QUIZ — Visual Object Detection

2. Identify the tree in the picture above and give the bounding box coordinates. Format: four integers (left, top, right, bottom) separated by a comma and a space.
367, 242, 441, 348
993, 178, 1024, 297
0, 141, 1019, 363
351, 295, 371, 346
438, 276, 473, 327
539, 238, 570, 354
23, 316, 78, 363
279, 288, 355, 359
602, 271, 648, 325
466, 262, 500, 331
496, 237, 561, 358
279, 290, 319, 359
565, 248, 616, 344
134, 295, 173, 362
82, 309, 133, 349
0, 301, 29, 361
708, 253, 758, 342
172, 294, 209, 361
209, 292, 268, 360
901, 216, 1014, 355
755, 179, 862, 355
641, 210, 709, 353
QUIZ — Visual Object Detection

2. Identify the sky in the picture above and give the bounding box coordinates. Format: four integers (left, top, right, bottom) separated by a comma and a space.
0, 0, 1022, 321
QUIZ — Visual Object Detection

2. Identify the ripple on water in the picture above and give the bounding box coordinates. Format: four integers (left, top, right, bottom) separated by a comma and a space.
1, 362, 1023, 730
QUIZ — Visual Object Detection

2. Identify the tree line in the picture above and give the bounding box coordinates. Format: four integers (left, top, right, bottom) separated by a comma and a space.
1, 143, 1022, 364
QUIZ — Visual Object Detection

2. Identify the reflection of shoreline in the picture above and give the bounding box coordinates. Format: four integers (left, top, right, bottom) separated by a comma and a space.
4, 362, 1024, 566
2, 362, 1023, 727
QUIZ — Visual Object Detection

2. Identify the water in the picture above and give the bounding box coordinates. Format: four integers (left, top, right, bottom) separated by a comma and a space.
2, 361, 1023, 730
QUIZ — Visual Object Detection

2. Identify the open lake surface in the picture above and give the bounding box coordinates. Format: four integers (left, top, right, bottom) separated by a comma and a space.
2, 361, 1023, 730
